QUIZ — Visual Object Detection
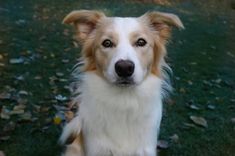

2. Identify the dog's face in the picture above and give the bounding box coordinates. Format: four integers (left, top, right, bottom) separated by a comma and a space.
63, 10, 183, 86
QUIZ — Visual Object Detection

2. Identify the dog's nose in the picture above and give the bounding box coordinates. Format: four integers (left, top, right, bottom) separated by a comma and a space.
115, 60, 135, 78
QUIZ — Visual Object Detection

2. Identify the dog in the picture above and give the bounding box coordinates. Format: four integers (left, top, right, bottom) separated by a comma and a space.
59, 10, 183, 156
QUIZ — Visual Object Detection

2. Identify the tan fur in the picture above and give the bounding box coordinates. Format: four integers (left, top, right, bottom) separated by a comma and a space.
63, 10, 105, 43
139, 12, 184, 76
63, 133, 84, 156
144, 12, 184, 43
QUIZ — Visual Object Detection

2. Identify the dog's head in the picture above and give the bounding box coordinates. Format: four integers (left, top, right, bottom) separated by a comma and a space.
63, 10, 183, 86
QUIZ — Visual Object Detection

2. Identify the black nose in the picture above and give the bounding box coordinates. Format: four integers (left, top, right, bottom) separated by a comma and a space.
115, 60, 135, 78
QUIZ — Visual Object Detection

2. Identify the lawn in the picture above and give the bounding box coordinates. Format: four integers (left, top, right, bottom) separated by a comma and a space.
0, 0, 235, 156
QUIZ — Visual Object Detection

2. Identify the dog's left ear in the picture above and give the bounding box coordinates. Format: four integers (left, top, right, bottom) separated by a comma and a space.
140, 11, 184, 43
62, 10, 105, 43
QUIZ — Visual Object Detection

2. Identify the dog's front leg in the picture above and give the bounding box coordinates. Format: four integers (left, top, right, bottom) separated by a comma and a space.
62, 137, 84, 156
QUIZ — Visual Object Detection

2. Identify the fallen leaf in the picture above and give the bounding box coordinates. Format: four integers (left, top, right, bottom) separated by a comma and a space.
230, 99, 235, 103
34, 75, 42, 80
187, 80, 193, 85
207, 105, 215, 110
59, 78, 68, 82
0, 106, 10, 119
170, 134, 179, 143
0, 136, 10, 141
53, 116, 62, 125
45, 118, 52, 124
15, 19, 26, 26
157, 140, 169, 149
183, 122, 197, 129
190, 62, 197, 65
189, 104, 200, 110
19, 112, 32, 121
41, 106, 50, 112
190, 116, 208, 128
55, 94, 67, 101
10, 109, 24, 115
13, 104, 26, 111
227, 51, 235, 57
231, 118, 235, 124
18, 90, 28, 95
0, 151, 5, 156
214, 78, 222, 84
203, 80, 212, 86
33, 104, 41, 112
0, 54, 3, 60
62, 59, 69, 63
179, 88, 186, 93
17, 98, 28, 105
56, 72, 64, 77
0, 92, 11, 100
53, 105, 68, 111
9, 58, 24, 64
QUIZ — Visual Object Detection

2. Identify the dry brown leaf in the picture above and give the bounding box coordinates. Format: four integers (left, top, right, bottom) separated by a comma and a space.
18, 90, 28, 95
189, 105, 200, 110
53, 116, 62, 125
157, 140, 169, 149
3, 121, 16, 132
183, 122, 197, 128
19, 112, 32, 121
34, 75, 42, 80
41, 106, 50, 112
0, 106, 10, 119
56, 72, 64, 77
0, 54, 3, 60
231, 118, 235, 124
187, 80, 193, 85
9, 58, 24, 64
207, 105, 215, 110
10, 109, 24, 115
0, 136, 10, 141
17, 98, 28, 105
230, 99, 235, 103
0, 92, 11, 100
0, 63, 5, 67
13, 104, 26, 111
170, 134, 179, 143
0, 151, 5, 156
190, 116, 208, 128
33, 104, 41, 112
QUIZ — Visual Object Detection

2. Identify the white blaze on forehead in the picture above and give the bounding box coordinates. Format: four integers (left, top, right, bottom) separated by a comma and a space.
112, 17, 141, 60
113, 17, 140, 42
104, 17, 145, 84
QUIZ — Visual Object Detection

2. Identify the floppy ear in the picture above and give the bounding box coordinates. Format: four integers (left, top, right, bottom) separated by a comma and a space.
63, 10, 105, 42
141, 11, 184, 43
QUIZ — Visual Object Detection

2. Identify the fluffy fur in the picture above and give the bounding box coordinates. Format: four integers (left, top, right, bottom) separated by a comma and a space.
60, 10, 183, 156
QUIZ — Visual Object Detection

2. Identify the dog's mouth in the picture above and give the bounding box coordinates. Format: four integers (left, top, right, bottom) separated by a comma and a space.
115, 78, 136, 87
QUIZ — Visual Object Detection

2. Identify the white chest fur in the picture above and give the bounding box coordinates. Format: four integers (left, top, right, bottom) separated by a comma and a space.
79, 72, 163, 156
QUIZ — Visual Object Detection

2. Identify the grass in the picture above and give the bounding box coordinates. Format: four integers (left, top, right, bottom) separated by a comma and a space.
0, 0, 235, 156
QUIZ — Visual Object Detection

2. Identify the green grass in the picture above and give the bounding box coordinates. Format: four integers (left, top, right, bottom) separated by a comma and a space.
0, 0, 235, 156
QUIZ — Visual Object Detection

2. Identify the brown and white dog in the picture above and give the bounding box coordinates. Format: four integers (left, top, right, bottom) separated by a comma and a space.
60, 10, 183, 156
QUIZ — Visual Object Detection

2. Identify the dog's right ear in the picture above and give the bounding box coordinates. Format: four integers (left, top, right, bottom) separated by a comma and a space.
63, 10, 105, 42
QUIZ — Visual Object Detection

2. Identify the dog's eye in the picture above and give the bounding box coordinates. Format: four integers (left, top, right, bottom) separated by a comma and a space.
102, 39, 113, 48
135, 38, 147, 47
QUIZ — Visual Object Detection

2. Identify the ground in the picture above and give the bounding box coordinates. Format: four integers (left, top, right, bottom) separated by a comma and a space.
0, 0, 235, 156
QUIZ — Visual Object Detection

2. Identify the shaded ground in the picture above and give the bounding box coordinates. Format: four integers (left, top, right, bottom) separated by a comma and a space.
0, 0, 235, 156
